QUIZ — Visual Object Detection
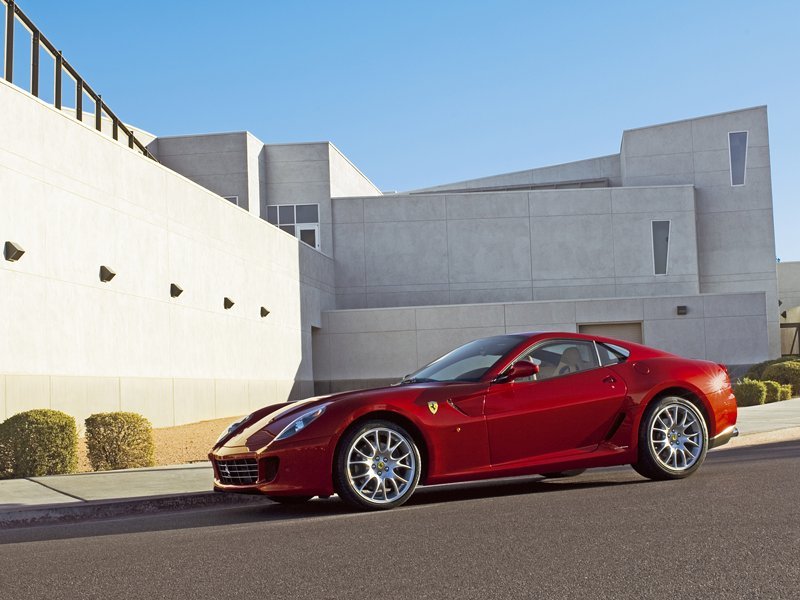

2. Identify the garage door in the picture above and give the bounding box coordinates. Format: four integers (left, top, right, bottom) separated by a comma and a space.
578, 322, 643, 344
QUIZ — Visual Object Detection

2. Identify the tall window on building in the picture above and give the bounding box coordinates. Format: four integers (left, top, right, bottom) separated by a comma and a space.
266, 204, 320, 250
728, 131, 748, 186
652, 220, 670, 275
223, 195, 240, 206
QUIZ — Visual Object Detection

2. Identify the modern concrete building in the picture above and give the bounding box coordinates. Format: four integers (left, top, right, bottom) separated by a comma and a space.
144, 105, 782, 393
0, 4, 789, 427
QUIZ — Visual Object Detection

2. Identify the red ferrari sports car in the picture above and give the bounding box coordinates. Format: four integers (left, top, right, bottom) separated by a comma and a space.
210, 331, 738, 510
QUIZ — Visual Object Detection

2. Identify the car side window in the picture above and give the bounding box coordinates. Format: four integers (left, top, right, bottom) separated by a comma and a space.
519, 340, 600, 381
596, 342, 630, 366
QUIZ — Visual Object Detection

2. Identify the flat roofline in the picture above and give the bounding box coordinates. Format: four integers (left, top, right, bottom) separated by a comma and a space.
409, 153, 620, 193
622, 105, 767, 135
332, 183, 695, 201
155, 130, 252, 141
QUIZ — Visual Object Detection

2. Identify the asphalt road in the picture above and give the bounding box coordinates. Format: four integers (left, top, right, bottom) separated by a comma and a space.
2, 441, 799, 600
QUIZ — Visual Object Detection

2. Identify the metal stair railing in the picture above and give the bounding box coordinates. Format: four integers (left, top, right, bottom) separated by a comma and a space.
2, 0, 156, 160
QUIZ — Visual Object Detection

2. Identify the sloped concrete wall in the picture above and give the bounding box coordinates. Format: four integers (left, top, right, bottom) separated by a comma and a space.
0, 79, 334, 427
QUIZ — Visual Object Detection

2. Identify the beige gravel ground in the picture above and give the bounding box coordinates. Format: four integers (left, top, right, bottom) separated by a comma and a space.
76, 415, 245, 472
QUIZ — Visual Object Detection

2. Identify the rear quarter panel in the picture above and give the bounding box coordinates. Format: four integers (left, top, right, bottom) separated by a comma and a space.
608, 357, 736, 454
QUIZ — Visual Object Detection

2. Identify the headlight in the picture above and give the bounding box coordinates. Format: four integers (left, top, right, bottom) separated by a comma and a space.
274, 404, 328, 441
216, 416, 250, 445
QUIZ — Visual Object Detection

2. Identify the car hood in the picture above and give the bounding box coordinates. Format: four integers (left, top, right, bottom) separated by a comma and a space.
219, 381, 481, 449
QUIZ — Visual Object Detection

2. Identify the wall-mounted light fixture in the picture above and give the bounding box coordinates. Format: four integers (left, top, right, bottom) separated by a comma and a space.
224, 297, 235, 310
3, 241, 25, 262
99, 265, 116, 282
260, 306, 270, 318
170, 283, 183, 298
676, 305, 688, 316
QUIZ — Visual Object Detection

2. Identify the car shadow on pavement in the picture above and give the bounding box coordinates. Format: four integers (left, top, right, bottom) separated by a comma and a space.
0, 473, 645, 545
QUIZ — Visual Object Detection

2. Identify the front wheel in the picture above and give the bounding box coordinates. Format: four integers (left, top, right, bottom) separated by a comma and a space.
633, 396, 708, 480
334, 420, 421, 510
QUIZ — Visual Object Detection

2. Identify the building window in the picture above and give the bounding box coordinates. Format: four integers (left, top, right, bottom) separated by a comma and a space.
652, 220, 670, 275
266, 204, 320, 250
728, 131, 748, 186
222, 195, 240, 206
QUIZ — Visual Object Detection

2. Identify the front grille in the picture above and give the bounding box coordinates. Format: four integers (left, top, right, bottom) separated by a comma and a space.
216, 458, 259, 485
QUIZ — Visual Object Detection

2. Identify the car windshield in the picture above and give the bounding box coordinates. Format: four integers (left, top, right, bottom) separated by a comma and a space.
402, 334, 528, 383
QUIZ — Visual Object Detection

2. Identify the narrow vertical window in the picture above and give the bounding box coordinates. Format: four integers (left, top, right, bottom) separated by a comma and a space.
652, 220, 670, 275
728, 131, 748, 186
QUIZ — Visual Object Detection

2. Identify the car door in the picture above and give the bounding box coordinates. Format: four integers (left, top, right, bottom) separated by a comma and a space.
484, 339, 628, 466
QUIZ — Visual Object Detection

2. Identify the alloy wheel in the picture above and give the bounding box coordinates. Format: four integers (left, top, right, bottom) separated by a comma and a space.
345, 427, 417, 505
649, 402, 704, 471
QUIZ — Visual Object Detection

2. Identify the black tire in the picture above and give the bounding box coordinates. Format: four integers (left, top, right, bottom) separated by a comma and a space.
334, 419, 422, 511
540, 469, 586, 479
632, 396, 708, 480
267, 495, 313, 505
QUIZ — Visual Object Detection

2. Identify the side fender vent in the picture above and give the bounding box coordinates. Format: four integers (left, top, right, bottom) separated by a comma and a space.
604, 412, 627, 441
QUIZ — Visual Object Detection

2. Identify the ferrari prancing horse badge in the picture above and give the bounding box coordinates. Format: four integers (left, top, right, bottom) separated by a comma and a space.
428, 401, 438, 415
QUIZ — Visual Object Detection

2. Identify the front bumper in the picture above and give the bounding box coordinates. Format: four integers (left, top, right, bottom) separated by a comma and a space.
209, 434, 334, 497
709, 424, 739, 449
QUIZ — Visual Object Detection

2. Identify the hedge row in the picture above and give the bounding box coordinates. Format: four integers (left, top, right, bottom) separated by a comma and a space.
762, 362, 800, 395
0, 410, 155, 479
734, 358, 799, 408
734, 379, 767, 407
85, 412, 155, 471
744, 356, 799, 380
0, 409, 78, 478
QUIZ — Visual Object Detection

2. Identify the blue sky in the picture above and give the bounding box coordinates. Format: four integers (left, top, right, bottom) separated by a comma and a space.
16, 0, 800, 259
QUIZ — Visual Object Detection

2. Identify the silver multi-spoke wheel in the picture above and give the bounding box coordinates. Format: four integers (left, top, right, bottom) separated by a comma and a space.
345, 426, 417, 505
649, 402, 703, 471
634, 396, 708, 481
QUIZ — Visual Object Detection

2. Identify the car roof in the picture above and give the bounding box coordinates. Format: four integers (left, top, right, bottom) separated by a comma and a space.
500, 330, 674, 360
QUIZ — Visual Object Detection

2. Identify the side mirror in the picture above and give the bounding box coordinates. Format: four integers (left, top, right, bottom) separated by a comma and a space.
502, 361, 539, 382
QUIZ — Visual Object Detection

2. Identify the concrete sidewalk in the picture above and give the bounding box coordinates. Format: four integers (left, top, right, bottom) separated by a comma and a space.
2, 398, 800, 528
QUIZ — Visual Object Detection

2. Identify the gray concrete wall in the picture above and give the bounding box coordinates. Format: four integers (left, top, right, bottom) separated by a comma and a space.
313, 292, 770, 392
778, 261, 800, 355
621, 106, 779, 356
778, 262, 800, 312
332, 185, 699, 309
150, 132, 261, 217
411, 154, 622, 192
0, 80, 334, 428
262, 142, 333, 255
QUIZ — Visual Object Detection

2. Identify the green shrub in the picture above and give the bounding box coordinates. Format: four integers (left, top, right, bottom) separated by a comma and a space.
762, 380, 781, 404
762, 362, 800, 397
85, 412, 155, 471
745, 356, 798, 380
0, 409, 78, 479
733, 378, 767, 407
779, 384, 793, 401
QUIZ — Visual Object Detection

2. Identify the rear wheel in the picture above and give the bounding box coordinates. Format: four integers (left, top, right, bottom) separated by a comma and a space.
334, 420, 421, 510
633, 396, 708, 480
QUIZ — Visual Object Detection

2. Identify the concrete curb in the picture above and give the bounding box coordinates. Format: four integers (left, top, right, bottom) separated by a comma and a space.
0, 491, 271, 530
713, 426, 800, 450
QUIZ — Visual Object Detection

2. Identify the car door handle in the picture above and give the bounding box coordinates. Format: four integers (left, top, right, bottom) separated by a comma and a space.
603, 375, 617, 384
